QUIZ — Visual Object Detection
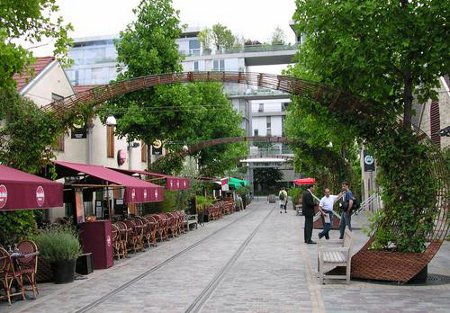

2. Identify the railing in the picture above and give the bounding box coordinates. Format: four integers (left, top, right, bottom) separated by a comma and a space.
180, 43, 298, 57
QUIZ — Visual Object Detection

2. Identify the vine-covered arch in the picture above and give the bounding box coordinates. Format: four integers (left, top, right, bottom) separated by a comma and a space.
43, 71, 449, 283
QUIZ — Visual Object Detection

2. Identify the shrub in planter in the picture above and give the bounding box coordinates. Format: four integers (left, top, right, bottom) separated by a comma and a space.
33, 225, 82, 284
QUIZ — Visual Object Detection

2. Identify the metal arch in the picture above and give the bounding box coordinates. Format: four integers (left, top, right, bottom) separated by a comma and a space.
41, 71, 449, 283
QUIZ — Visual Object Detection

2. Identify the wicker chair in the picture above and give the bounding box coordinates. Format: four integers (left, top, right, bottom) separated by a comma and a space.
0, 247, 26, 305
143, 215, 158, 247
16, 240, 39, 298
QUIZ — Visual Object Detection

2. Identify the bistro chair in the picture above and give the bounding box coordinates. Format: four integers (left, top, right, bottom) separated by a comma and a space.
16, 240, 39, 298
0, 247, 26, 305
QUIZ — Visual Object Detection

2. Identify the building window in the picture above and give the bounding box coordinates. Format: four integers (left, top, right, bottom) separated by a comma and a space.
430, 101, 441, 148
266, 116, 271, 129
141, 141, 148, 163
258, 103, 264, 112
52, 93, 64, 101
254, 129, 259, 136
267, 128, 272, 136
213, 59, 225, 71
281, 102, 289, 111
106, 126, 114, 158
194, 61, 199, 71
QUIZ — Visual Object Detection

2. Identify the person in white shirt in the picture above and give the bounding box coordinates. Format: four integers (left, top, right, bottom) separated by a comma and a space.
318, 188, 342, 239
278, 187, 288, 213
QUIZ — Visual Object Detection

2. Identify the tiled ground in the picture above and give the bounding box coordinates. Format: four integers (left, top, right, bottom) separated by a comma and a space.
2, 199, 449, 313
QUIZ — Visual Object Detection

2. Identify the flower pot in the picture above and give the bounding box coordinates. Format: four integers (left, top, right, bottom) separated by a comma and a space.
51, 259, 76, 284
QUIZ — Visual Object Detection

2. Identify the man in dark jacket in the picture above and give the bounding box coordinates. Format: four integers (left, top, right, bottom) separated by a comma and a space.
302, 184, 317, 244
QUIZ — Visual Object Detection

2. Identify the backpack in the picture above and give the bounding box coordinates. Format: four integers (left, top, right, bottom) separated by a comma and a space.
352, 196, 360, 212
279, 192, 286, 201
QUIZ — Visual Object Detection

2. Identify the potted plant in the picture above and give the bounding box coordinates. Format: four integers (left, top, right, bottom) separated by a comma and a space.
196, 195, 213, 223
33, 225, 82, 284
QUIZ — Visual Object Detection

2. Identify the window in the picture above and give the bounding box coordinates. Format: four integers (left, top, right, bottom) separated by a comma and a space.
430, 101, 441, 148
194, 61, 199, 72
254, 129, 259, 136
141, 141, 148, 163
281, 102, 289, 111
52, 93, 64, 101
106, 126, 114, 158
189, 39, 200, 55
213, 59, 225, 71
266, 116, 271, 129
267, 128, 272, 136
258, 103, 264, 112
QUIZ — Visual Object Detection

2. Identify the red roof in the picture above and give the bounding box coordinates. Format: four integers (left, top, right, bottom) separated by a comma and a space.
0, 164, 63, 211
13, 56, 55, 92
54, 161, 164, 203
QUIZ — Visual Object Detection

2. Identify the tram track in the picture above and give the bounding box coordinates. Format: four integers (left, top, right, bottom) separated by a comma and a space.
74, 205, 263, 313
185, 205, 274, 313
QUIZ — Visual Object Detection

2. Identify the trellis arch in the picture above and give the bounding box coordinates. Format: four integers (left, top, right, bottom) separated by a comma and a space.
44, 71, 449, 283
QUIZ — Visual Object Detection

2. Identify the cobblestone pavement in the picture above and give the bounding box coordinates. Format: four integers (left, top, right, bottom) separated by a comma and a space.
2, 199, 449, 313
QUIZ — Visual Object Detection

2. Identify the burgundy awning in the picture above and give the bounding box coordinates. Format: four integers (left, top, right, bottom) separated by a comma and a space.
109, 168, 190, 191
54, 161, 163, 203
0, 164, 63, 211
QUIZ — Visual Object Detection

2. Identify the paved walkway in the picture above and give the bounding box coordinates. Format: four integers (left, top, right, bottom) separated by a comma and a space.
2, 199, 449, 312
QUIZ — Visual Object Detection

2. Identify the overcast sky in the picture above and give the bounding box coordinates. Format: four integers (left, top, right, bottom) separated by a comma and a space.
31, 0, 296, 54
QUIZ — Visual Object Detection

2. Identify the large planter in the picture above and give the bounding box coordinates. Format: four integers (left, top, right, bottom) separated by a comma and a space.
51, 259, 76, 284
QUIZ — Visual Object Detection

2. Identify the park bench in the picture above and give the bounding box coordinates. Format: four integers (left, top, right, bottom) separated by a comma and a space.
317, 229, 353, 284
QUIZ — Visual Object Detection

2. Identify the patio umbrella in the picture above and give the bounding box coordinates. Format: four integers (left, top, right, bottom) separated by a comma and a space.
293, 177, 316, 186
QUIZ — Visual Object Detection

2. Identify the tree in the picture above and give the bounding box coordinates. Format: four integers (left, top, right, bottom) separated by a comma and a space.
0, 0, 73, 92
0, 1, 72, 246
253, 168, 283, 195
198, 24, 236, 52
271, 26, 286, 45
103, 0, 245, 175
293, 0, 449, 128
291, 0, 449, 252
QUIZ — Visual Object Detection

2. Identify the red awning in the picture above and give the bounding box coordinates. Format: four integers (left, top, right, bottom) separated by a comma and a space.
109, 168, 190, 191
293, 177, 316, 186
54, 161, 163, 203
0, 164, 63, 211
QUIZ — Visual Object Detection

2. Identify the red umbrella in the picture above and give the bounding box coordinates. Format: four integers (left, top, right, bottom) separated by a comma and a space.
293, 177, 316, 186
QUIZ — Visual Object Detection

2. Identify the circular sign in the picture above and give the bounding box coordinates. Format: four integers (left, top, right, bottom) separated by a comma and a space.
106, 235, 112, 248
117, 149, 127, 166
364, 155, 374, 165
144, 189, 148, 199
154, 189, 158, 199
131, 188, 136, 200
36, 186, 45, 207
0, 185, 7, 209
152, 139, 162, 149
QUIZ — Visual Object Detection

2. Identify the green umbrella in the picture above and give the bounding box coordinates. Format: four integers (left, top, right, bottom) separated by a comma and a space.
228, 177, 249, 189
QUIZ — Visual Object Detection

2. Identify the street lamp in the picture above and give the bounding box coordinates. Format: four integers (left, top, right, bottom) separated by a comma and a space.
105, 115, 117, 126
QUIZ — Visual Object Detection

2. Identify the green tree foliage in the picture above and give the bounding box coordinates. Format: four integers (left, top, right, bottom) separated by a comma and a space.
0, 1, 72, 244
0, 0, 73, 91
253, 167, 283, 195
284, 96, 360, 191
292, 0, 449, 252
271, 26, 286, 45
103, 0, 245, 176
198, 24, 236, 52
293, 0, 449, 127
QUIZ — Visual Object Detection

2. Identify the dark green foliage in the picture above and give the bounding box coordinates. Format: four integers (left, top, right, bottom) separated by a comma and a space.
32, 225, 82, 262
0, 211, 37, 247
291, 0, 448, 252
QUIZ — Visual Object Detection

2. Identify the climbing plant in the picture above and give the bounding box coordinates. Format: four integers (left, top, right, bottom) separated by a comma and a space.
291, 0, 449, 252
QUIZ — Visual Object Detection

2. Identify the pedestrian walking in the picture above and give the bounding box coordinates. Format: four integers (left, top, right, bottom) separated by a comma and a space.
278, 187, 288, 213
302, 184, 317, 244
339, 181, 354, 239
318, 188, 342, 240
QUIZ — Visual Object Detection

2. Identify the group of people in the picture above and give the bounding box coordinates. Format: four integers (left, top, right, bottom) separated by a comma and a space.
278, 182, 354, 245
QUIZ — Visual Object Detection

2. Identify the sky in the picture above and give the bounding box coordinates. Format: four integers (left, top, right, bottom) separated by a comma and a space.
31, 0, 297, 56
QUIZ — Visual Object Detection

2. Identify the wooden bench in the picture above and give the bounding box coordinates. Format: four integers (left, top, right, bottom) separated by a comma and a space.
185, 214, 198, 231
318, 229, 352, 284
